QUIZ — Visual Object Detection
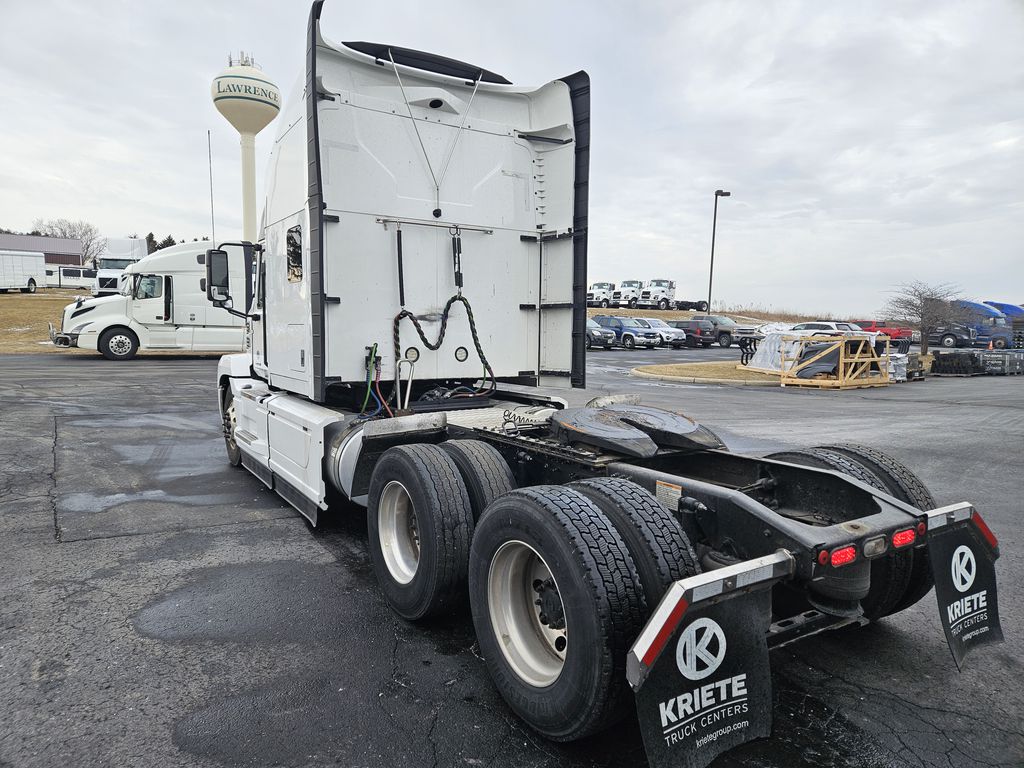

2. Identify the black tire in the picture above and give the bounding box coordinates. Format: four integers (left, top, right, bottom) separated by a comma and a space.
702, 342, 712, 348
718, 332, 733, 348
940, 334, 957, 348
568, 478, 700, 611
816, 443, 936, 612
628, 298, 638, 309
440, 439, 516, 521
993, 337, 1007, 350
697, 301, 709, 312
585, 336, 592, 350
658, 299, 669, 311
21, 279, 36, 294
766, 448, 912, 620
622, 334, 636, 349
367, 444, 474, 620
600, 299, 609, 309
469, 486, 645, 741
99, 327, 139, 360
223, 391, 241, 467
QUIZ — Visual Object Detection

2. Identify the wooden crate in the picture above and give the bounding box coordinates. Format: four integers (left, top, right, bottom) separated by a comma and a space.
779, 335, 890, 389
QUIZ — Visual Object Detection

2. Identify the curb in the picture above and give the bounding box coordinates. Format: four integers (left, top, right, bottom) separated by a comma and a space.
630, 368, 779, 387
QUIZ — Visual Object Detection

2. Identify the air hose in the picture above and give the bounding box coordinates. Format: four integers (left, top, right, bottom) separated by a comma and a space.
392, 293, 496, 398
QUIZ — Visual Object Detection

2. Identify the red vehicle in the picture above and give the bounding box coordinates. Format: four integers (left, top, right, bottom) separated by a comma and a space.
849, 319, 914, 339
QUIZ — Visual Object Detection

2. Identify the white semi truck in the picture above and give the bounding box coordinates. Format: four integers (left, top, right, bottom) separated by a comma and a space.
93, 237, 148, 296
586, 281, 615, 308
205, 6, 1002, 768
0, 250, 46, 293
51, 242, 247, 359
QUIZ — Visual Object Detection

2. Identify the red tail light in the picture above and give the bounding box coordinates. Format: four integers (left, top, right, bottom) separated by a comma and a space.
830, 546, 857, 567
892, 528, 916, 548
916, 521, 927, 536
971, 512, 998, 549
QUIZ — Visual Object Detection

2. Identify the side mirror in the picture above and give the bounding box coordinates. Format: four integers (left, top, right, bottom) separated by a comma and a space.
206, 249, 230, 306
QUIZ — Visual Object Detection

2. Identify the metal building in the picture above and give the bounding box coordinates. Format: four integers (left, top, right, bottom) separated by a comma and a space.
0, 234, 83, 266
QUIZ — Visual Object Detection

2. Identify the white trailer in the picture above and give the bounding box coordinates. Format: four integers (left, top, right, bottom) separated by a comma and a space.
0, 250, 46, 293
203, 6, 1003, 768
50, 241, 246, 359
45, 265, 98, 289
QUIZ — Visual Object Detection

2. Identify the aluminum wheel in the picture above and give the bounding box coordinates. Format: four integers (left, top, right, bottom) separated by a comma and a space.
488, 540, 567, 688
108, 334, 133, 356
378, 480, 420, 584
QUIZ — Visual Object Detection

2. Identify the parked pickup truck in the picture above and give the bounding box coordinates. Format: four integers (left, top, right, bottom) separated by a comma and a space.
849, 320, 913, 340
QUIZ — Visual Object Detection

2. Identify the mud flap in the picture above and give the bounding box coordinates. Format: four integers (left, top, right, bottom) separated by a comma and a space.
627, 551, 794, 768
925, 503, 1003, 670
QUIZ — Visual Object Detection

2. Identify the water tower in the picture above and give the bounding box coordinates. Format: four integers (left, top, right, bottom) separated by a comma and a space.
212, 52, 280, 243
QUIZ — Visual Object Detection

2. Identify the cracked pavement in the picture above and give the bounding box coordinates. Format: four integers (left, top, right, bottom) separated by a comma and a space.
0, 351, 1021, 767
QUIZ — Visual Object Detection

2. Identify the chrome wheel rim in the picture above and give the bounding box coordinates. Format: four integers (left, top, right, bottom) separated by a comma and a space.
378, 480, 420, 584
488, 540, 566, 687
226, 399, 238, 450
109, 334, 132, 356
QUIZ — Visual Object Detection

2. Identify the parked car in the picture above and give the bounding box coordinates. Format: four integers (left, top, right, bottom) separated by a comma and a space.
689, 314, 745, 347
585, 319, 616, 349
634, 317, 689, 348
790, 321, 865, 334
592, 315, 660, 348
848, 320, 914, 340
668, 319, 716, 347
928, 324, 977, 349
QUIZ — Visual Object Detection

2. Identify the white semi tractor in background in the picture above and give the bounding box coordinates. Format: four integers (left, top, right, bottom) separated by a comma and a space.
203, 5, 1003, 768
93, 237, 148, 296
50, 242, 247, 359
0, 250, 46, 293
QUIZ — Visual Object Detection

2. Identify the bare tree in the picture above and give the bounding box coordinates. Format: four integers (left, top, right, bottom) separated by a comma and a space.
32, 218, 104, 268
882, 281, 971, 355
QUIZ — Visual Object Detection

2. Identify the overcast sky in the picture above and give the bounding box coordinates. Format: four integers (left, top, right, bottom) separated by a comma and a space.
1, 0, 1021, 315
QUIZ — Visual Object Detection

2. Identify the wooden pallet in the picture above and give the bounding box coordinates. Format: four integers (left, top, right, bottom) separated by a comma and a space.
929, 371, 987, 377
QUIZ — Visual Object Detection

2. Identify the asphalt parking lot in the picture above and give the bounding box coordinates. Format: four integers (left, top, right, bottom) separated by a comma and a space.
0, 350, 1021, 768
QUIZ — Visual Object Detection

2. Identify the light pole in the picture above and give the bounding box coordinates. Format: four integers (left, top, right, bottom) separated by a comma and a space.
707, 189, 730, 312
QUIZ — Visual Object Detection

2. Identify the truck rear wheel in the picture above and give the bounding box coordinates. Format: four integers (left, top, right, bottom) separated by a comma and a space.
469, 486, 645, 741
718, 332, 733, 348
568, 478, 700, 610
765, 448, 913, 620
440, 439, 515, 521
99, 328, 139, 360
21, 279, 36, 294
368, 444, 474, 620
816, 442, 936, 613
697, 301, 709, 312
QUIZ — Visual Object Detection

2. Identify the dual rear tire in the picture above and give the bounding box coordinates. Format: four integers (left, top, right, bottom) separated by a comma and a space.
366, 442, 697, 741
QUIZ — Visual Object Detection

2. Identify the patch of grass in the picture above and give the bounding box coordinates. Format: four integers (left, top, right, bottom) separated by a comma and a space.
0, 290, 91, 354
636, 360, 779, 382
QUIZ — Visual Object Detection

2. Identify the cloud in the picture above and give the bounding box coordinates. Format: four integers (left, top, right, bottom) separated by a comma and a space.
1, 0, 1021, 314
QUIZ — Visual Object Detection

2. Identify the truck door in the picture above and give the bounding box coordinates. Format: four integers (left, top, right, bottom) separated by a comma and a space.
132, 274, 177, 347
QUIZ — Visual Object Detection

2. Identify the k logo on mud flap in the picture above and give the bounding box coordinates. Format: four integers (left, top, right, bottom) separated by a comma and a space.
951, 545, 976, 593
676, 617, 727, 681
